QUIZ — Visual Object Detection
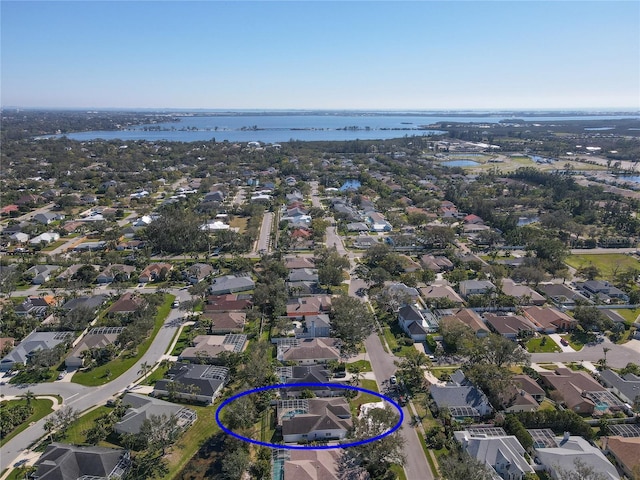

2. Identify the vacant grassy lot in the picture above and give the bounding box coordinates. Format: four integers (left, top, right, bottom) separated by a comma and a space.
72, 294, 174, 386
565, 253, 640, 279
228, 217, 248, 233
0, 398, 54, 447
527, 336, 561, 353
614, 308, 640, 324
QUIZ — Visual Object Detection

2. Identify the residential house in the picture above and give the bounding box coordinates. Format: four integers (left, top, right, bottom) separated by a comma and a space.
429, 370, 493, 420
454, 429, 535, 480
9, 232, 29, 244
277, 338, 340, 365
602, 436, 640, 480
114, 393, 196, 435
513, 375, 546, 403
398, 255, 422, 273
65, 327, 124, 368
96, 264, 136, 284
419, 285, 464, 306
61, 295, 108, 313
538, 368, 608, 415
439, 308, 490, 337
294, 314, 331, 339
33, 212, 63, 225
29, 232, 60, 246
483, 313, 537, 340
501, 279, 546, 306
183, 263, 214, 284
577, 280, 629, 304
459, 280, 496, 298
153, 363, 229, 404
534, 434, 620, 480
599, 369, 640, 405
205, 294, 253, 312
138, 262, 173, 283
522, 306, 577, 333
56, 264, 99, 281
278, 365, 334, 398
32, 443, 130, 480
278, 397, 352, 443
277, 449, 365, 480
420, 254, 454, 272
210, 274, 255, 295
288, 268, 319, 284
398, 304, 438, 341
346, 222, 370, 232
25, 264, 60, 284
536, 283, 591, 308
202, 311, 246, 334
1, 331, 73, 372
15, 194, 43, 206
352, 235, 379, 249
367, 212, 392, 232
286, 296, 332, 318
502, 384, 540, 413
107, 292, 146, 315
178, 334, 247, 364
284, 256, 315, 270
15, 295, 57, 317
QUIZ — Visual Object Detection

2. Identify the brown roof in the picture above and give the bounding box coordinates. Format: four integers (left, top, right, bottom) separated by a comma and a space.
204, 311, 246, 333
284, 450, 350, 480
441, 308, 488, 334
107, 292, 146, 314
205, 294, 252, 312
286, 296, 332, 316
539, 368, 605, 412
604, 436, 640, 475
281, 338, 340, 362
522, 306, 577, 330
484, 313, 537, 336
285, 256, 316, 270
513, 375, 545, 397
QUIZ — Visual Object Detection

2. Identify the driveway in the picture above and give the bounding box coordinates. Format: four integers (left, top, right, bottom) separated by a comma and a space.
548, 333, 576, 353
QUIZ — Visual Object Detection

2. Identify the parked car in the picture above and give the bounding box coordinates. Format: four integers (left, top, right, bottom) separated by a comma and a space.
172, 300, 180, 308
390, 375, 397, 385
560, 338, 569, 346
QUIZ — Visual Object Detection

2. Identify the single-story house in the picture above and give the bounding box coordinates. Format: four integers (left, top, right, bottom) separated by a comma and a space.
202, 311, 246, 334
538, 368, 607, 415
458, 280, 496, 298
536, 283, 591, 308
24, 264, 60, 284
578, 280, 629, 304
277, 338, 340, 365
513, 374, 546, 403
429, 370, 493, 420
501, 279, 546, 306
210, 274, 255, 295
60, 294, 107, 313
286, 296, 332, 318
96, 264, 136, 284
351, 235, 379, 249
178, 334, 248, 364
32, 443, 130, 480
1, 331, 73, 372
294, 314, 331, 339
29, 232, 60, 246
483, 313, 537, 339
138, 262, 173, 283
284, 256, 315, 270
278, 397, 352, 443
114, 393, 197, 435
205, 294, 253, 312
15, 295, 57, 317
420, 254, 454, 272
288, 268, 319, 284
153, 363, 229, 404
107, 292, 147, 315
522, 306, 577, 333
65, 327, 124, 368
439, 308, 490, 337
33, 212, 64, 225
419, 285, 464, 306
534, 434, 620, 480
602, 436, 640, 480
599, 369, 640, 405
454, 429, 535, 479
278, 365, 334, 398
183, 263, 215, 284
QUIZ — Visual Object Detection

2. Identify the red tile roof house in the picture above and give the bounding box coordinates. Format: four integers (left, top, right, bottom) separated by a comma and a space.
522, 306, 577, 333
538, 367, 607, 415
0, 205, 19, 216
138, 263, 173, 283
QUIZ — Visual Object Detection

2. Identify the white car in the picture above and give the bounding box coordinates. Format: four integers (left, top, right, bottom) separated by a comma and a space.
390, 375, 397, 385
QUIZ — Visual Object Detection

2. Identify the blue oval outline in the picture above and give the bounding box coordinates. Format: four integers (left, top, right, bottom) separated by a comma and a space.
215, 382, 404, 450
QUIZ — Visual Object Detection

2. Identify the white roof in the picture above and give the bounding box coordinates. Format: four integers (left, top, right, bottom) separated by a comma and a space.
535, 436, 619, 480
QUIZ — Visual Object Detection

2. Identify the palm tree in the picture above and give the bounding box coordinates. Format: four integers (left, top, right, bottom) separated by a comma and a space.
21, 390, 35, 406
138, 361, 151, 380
602, 347, 610, 369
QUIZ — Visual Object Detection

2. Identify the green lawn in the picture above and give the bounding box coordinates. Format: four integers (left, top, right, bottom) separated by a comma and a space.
526, 336, 561, 353
170, 325, 193, 356
0, 398, 54, 447
60, 406, 113, 445
347, 360, 372, 372
72, 294, 175, 386
350, 379, 381, 417
161, 404, 220, 480
614, 308, 640, 324
390, 464, 407, 480
565, 253, 640, 279
382, 325, 414, 357
564, 332, 587, 351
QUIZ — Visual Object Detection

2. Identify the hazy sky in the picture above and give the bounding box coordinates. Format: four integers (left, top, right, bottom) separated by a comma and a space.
2, 1, 639, 110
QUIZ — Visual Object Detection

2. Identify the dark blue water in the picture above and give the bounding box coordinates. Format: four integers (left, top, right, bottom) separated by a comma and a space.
37, 112, 639, 143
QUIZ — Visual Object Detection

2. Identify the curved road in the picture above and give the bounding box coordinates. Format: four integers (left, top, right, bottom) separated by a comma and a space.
0, 287, 192, 472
